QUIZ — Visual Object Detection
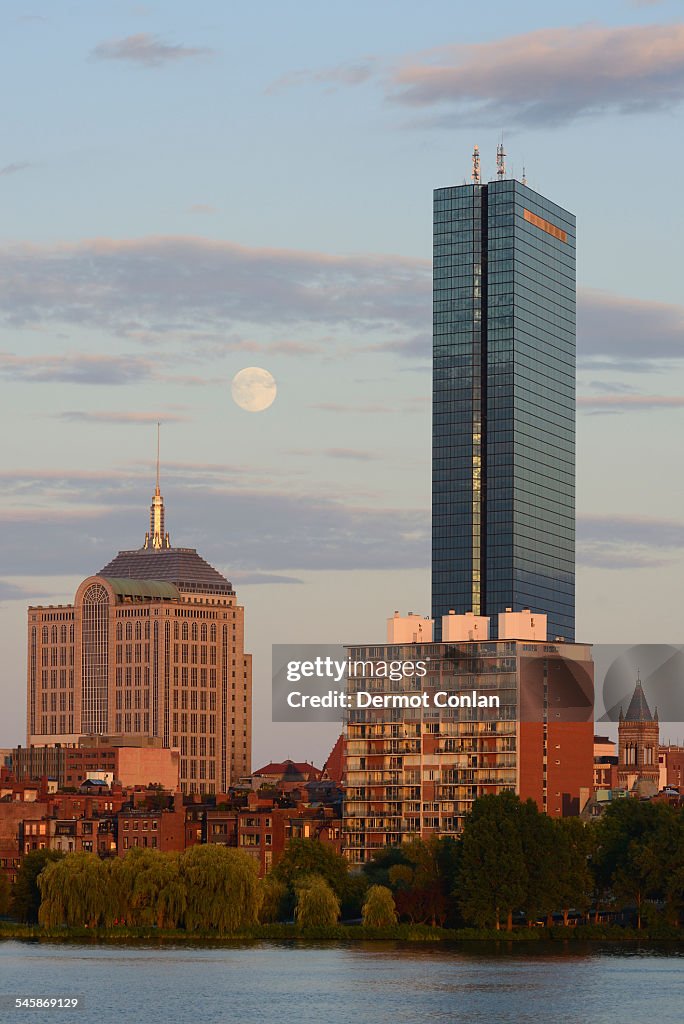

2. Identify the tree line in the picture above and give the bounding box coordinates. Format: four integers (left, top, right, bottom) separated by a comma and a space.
4, 794, 682, 934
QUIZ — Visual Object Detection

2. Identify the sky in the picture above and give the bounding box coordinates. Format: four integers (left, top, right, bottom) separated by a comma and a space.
1, 0, 684, 764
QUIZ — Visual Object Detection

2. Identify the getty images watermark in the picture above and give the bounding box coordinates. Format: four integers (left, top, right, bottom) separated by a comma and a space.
272, 643, 684, 726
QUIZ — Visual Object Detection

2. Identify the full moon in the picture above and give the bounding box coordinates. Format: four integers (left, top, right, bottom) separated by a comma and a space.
231, 366, 277, 413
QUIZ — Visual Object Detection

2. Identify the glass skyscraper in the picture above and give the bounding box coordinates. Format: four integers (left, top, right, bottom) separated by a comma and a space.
432, 173, 575, 642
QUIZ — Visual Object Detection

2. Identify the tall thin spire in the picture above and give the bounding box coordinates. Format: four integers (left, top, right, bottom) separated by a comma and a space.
143, 422, 171, 550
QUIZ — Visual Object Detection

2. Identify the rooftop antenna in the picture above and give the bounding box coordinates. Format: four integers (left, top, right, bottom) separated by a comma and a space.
496, 140, 506, 179
144, 420, 171, 550
521, 164, 527, 187
156, 419, 161, 494
471, 144, 481, 185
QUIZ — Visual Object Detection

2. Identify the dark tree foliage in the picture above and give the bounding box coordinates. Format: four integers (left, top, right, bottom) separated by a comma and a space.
273, 838, 366, 917
11, 850, 64, 923
0, 871, 11, 917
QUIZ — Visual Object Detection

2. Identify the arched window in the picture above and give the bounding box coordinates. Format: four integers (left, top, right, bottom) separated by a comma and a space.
191, 623, 198, 642
200, 624, 207, 642
182, 623, 188, 641
135, 621, 142, 640
51, 625, 58, 643
60, 625, 67, 644
116, 623, 123, 641
125, 622, 133, 641
81, 583, 109, 734
174, 622, 179, 641
210, 624, 216, 642
42, 626, 49, 644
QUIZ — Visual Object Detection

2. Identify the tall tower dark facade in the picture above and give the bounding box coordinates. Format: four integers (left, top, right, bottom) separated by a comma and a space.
432, 162, 576, 641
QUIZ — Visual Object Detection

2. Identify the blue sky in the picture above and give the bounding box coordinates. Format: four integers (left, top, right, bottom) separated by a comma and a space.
2, 0, 684, 762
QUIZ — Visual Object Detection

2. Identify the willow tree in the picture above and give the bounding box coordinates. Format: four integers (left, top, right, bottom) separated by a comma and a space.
362, 885, 397, 929
112, 848, 186, 928
181, 845, 259, 934
258, 875, 288, 923
38, 853, 114, 928
295, 875, 341, 929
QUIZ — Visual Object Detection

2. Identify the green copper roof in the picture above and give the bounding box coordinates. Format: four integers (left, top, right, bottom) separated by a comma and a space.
102, 577, 180, 600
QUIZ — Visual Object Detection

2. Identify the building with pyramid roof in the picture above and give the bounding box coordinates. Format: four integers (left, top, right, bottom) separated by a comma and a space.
617, 676, 660, 792
27, 445, 251, 795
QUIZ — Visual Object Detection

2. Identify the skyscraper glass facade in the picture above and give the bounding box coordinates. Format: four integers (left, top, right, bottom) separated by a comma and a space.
432, 179, 575, 641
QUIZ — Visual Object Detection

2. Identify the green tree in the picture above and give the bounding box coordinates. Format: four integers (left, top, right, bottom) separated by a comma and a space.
554, 818, 593, 926
363, 847, 412, 889
181, 845, 259, 934
593, 799, 674, 927
361, 885, 397, 928
295, 875, 340, 929
519, 800, 559, 926
113, 848, 186, 928
385, 838, 453, 926
636, 809, 684, 927
258, 875, 288, 923
456, 793, 527, 931
273, 839, 349, 897
38, 853, 114, 928
272, 838, 365, 916
11, 850, 63, 923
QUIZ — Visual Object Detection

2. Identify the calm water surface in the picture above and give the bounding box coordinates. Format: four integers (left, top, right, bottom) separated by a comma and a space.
0, 941, 682, 1024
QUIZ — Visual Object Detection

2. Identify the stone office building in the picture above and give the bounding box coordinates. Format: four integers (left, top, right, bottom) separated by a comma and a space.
26, 471, 252, 795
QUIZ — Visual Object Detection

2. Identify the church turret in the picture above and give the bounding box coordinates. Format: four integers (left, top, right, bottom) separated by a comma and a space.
617, 673, 660, 794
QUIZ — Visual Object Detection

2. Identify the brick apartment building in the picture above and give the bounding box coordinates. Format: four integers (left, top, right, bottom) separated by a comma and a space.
344, 610, 594, 863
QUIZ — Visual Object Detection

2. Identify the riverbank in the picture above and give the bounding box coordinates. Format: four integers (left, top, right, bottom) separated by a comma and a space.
1, 920, 681, 944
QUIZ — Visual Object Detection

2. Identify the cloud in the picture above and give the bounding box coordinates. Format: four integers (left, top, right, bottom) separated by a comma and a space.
391, 23, 684, 127
2, 236, 678, 375
578, 289, 684, 368
0, 352, 156, 385
230, 572, 304, 585
91, 33, 213, 68
0, 580, 35, 602
188, 204, 217, 215
0, 236, 430, 342
268, 59, 377, 94
360, 333, 430, 359
0, 161, 33, 177
0, 470, 429, 579
285, 447, 377, 461
578, 394, 684, 413
578, 513, 684, 569
58, 410, 189, 424
308, 402, 393, 414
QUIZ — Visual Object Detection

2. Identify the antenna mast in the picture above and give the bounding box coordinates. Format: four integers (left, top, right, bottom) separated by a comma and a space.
496, 141, 506, 179
156, 420, 161, 493
471, 145, 481, 185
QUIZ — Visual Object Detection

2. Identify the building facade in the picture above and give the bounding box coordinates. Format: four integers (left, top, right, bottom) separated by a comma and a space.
432, 165, 576, 642
343, 612, 593, 864
26, 478, 251, 795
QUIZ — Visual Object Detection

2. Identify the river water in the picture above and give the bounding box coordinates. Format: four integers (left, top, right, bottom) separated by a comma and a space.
0, 941, 682, 1024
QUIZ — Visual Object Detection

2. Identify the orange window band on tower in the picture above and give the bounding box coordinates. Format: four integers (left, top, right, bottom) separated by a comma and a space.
523, 208, 567, 243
